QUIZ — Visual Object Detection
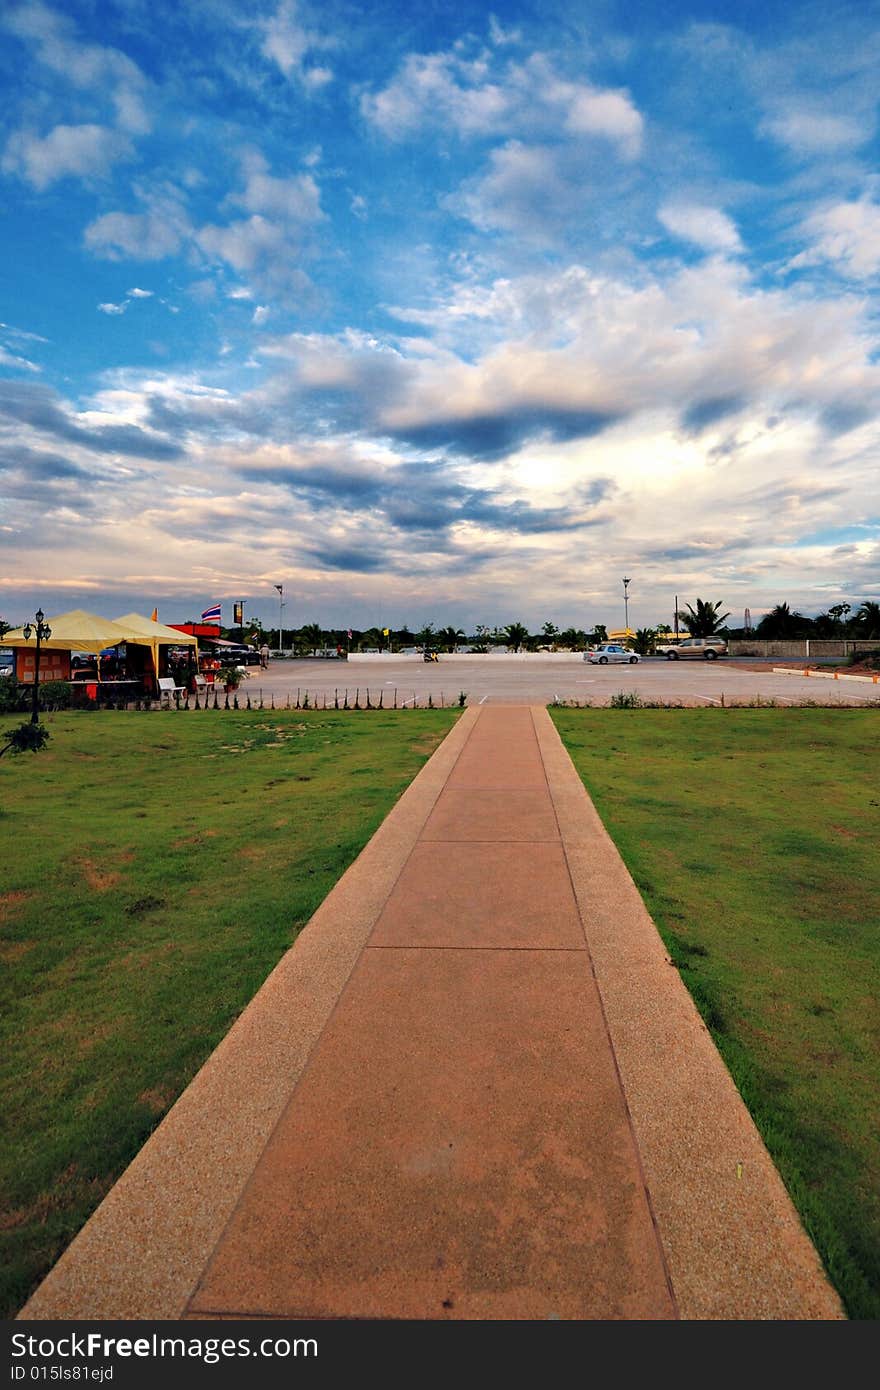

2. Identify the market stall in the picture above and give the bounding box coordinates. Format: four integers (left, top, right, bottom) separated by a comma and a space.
3, 610, 133, 693
3, 608, 198, 701
113, 613, 199, 690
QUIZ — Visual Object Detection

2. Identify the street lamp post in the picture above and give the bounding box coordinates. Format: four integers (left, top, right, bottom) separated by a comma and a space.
622, 576, 631, 635
22, 608, 52, 725
274, 584, 285, 654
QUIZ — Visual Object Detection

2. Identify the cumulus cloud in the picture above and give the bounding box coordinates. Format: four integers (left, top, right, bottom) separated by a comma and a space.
85, 186, 191, 261
98, 302, 127, 316
0, 380, 183, 460
193, 153, 324, 295
551, 77, 643, 158
257, 256, 880, 463
790, 199, 880, 279
361, 44, 643, 157
233, 151, 323, 223
128, 287, 152, 298
258, 0, 333, 88
4, 1, 151, 134
451, 142, 581, 241
762, 109, 869, 154
2, 123, 133, 190
658, 203, 742, 255
362, 51, 512, 139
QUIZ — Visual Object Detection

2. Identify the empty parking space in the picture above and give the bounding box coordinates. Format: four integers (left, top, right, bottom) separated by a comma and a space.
226, 657, 877, 707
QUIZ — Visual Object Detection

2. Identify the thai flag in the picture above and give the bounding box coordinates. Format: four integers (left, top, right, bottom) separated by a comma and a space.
201, 604, 222, 624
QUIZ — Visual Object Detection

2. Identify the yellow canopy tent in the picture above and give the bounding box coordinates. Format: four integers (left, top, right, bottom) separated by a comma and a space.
113, 612, 198, 680
3, 609, 133, 653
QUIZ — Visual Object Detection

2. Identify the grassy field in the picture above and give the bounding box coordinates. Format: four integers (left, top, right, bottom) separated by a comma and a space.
551, 706, 879, 1319
0, 707, 458, 1318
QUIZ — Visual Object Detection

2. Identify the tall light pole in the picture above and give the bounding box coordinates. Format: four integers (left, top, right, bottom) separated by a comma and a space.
274, 584, 285, 653
622, 576, 631, 635
22, 608, 52, 725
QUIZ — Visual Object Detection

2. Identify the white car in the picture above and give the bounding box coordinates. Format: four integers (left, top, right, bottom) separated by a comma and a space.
585, 644, 640, 665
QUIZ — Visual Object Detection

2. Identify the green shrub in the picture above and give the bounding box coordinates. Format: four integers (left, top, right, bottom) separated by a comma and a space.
38, 680, 72, 710
609, 690, 644, 708
0, 680, 24, 714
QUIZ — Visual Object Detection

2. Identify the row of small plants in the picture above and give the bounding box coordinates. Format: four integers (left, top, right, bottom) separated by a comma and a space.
159, 687, 469, 710
550, 691, 880, 709
0, 681, 470, 712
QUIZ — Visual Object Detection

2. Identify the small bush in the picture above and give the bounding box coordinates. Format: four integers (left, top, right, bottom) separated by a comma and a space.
0, 721, 50, 757
0, 680, 24, 714
610, 690, 644, 709
38, 680, 72, 710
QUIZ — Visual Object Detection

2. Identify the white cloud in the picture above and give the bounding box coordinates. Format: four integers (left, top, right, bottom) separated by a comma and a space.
234, 152, 323, 224
128, 287, 153, 298
762, 109, 868, 154
85, 187, 191, 261
362, 51, 511, 139
0, 345, 40, 371
4, 1, 152, 134
252, 305, 270, 325
259, 1, 333, 88
98, 302, 127, 315
362, 47, 643, 158
565, 88, 643, 155
2, 123, 133, 190
451, 142, 579, 240
196, 215, 287, 273
191, 154, 324, 296
658, 203, 742, 255
790, 200, 880, 279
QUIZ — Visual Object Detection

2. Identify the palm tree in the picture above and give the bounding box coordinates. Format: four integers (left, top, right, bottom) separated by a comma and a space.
503, 621, 530, 653
678, 599, 730, 637
439, 626, 465, 653
755, 603, 807, 640
589, 624, 607, 645
855, 601, 880, 639
633, 627, 657, 655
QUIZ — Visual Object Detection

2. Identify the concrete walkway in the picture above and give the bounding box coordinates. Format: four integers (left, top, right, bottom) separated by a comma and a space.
21, 706, 843, 1321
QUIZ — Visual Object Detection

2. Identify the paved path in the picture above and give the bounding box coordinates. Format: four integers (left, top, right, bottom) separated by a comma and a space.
21, 707, 843, 1321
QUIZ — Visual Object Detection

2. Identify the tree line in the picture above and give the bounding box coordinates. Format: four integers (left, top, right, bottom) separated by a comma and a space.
4, 598, 876, 658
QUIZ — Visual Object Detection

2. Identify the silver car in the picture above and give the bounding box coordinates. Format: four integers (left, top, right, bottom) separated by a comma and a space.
656, 637, 727, 660
586, 644, 640, 665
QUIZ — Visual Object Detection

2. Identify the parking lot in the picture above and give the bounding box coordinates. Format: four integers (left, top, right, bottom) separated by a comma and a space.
226, 656, 880, 707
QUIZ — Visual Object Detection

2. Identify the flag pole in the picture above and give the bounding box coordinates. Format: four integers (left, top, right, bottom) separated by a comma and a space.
275, 584, 284, 654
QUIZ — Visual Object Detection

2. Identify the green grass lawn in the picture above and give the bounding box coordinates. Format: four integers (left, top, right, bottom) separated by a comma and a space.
0, 707, 458, 1317
551, 706, 879, 1319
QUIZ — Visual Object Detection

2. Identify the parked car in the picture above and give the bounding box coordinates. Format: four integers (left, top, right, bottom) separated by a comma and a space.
655, 636, 728, 660
210, 645, 262, 667
0, 648, 13, 678
585, 644, 640, 665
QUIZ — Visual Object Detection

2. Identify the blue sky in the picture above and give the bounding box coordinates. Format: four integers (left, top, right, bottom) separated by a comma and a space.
1, 0, 879, 633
